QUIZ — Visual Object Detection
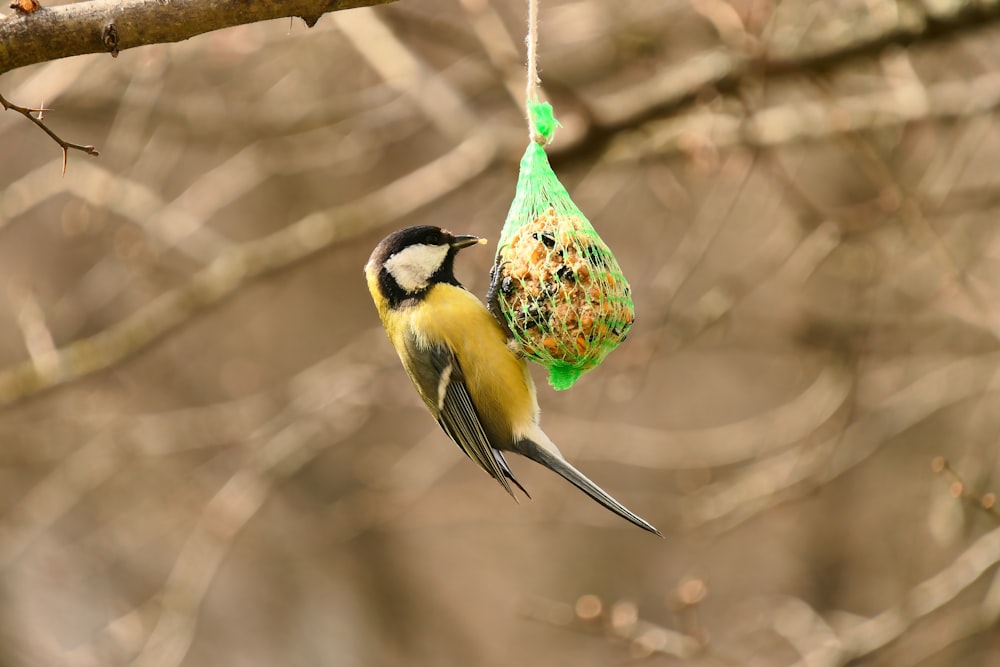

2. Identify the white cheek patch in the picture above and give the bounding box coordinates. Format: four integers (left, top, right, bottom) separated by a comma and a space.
384, 243, 450, 292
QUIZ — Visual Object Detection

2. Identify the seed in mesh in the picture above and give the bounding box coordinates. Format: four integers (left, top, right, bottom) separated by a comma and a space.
514, 302, 548, 330
533, 232, 557, 248
499, 275, 515, 295
495, 209, 634, 364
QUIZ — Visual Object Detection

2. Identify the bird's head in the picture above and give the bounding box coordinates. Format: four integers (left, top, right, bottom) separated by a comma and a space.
366, 226, 486, 305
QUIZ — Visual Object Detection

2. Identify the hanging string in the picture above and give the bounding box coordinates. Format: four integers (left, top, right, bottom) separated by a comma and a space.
525, 0, 542, 143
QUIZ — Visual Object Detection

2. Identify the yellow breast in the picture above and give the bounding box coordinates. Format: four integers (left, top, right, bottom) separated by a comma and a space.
409, 285, 539, 436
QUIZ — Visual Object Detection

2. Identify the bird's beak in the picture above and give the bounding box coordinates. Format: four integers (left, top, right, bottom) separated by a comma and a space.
451, 235, 487, 250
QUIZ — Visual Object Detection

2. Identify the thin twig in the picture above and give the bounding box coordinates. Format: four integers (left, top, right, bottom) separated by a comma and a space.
0, 91, 98, 174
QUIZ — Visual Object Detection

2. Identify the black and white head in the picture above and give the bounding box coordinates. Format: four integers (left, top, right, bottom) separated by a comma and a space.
366, 226, 484, 305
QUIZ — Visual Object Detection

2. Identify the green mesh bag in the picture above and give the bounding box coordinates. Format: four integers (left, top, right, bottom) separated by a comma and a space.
487, 101, 634, 390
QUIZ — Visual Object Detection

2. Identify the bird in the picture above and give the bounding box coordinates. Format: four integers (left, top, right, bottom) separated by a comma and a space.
364, 225, 660, 536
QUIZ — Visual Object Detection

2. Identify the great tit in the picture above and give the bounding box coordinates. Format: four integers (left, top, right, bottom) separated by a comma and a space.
364, 226, 660, 536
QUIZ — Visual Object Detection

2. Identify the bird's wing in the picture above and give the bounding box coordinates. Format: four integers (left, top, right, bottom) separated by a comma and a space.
400, 331, 525, 498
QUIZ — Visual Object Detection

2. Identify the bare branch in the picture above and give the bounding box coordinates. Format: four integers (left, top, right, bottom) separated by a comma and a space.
0, 91, 98, 171
0, 0, 398, 77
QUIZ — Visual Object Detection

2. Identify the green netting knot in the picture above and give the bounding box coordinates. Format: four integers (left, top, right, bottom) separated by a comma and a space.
546, 362, 584, 391
487, 104, 634, 391
529, 100, 560, 143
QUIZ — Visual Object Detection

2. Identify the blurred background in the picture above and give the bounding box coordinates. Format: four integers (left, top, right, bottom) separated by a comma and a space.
2, 0, 1000, 665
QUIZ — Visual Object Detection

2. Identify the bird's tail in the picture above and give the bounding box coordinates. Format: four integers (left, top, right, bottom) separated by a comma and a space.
515, 438, 662, 536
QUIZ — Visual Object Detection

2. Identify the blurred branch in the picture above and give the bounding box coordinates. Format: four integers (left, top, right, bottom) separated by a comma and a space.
131, 467, 272, 667
607, 71, 1000, 160
654, 152, 756, 304
762, 0, 1000, 74
459, 0, 524, 108
97, 337, 380, 666
0, 432, 118, 569
685, 354, 1000, 531
519, 595, 703, 661
562, 0, 1000, 155
0, 130, 497, 409
555, 362, 849, 470
773, 597, 843, 666
0, 334, 386, 666
811, 67, 1000, 342
0, 0, 397, 76
0, 158, 232, 258
785, 523, 1000, 667
5, 283, 58, 377
932, 457, 1000, 524
334, 7, 477, 142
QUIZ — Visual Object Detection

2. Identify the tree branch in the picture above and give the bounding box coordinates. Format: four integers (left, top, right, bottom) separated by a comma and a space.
0, 0, 397, 77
